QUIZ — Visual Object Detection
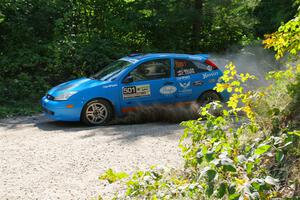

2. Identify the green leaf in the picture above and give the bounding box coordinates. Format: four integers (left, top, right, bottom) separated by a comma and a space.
99, 169, 129, 184
229, 193, 240, 200
223, 164, 237, 172
275, 150, 284, 162
272, 108, 280, 116
246, 163, 254, 174
206, 169, 217, 182
251, 182, 261, 190
221, 158, 236, 172
217, 182, 227, 198
206, 182, 214, 197
205, 151, 215, 162
254, 144, 271, 155
251, 178, 265, 191
0, 12, 4, 23
288, 130, 300, 137
249, 124, 258, 133
228, 184, 236, 195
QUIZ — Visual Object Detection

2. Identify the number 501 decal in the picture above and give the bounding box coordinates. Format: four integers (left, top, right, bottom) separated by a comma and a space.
122, 85, 151, 99
123, 86, 136, 94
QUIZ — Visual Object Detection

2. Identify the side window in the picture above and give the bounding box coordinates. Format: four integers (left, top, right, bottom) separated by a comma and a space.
128, 59, 171, 82
191, 60, 212, 72
174, 59, 210, 77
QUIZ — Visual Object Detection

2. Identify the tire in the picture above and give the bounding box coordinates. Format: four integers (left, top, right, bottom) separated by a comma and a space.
81, 99, 113, 126
198, 91, 221, 107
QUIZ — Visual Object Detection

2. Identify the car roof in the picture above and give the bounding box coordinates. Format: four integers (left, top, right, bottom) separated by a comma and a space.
120, 53, 209, 63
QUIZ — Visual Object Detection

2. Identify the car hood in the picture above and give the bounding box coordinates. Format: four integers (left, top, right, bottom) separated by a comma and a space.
47, 78, 106, 96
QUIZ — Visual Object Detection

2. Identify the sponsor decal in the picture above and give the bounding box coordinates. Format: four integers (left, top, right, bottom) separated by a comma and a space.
202, 71, 219, 79
176, 76, 190, 81
176, 68, 195, 76
178, 89, 192, 94
160, 85, 177, 95
193, 80, 204, 86
123, 84, 151, 99
103, 84, 118, 89
207, 65, 213, 71
178, 81, 192, 94
208, 78, 217, 83
179, 81, 191, 89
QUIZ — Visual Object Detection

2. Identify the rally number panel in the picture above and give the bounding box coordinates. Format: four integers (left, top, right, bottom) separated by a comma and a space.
122, 85, 151, 99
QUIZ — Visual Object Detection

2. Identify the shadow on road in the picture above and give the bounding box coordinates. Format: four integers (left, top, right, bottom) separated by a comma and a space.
0, 108, 197, 142
35, 111, 189, 142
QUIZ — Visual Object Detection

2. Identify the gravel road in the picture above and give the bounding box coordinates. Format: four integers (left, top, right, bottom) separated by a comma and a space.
0, 115, 184, 200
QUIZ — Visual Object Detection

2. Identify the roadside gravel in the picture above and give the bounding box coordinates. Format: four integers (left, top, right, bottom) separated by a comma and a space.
0, 115, 183, 199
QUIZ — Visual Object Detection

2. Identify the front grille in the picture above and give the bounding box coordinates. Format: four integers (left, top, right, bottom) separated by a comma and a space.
46, 94, 55, 100
42, 107, 54, 115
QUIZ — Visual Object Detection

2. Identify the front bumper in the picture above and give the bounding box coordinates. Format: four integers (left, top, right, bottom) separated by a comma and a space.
41, 96, 82, 121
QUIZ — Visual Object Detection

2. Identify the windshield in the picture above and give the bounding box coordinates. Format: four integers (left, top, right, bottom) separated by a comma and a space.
91, 60, 132, 81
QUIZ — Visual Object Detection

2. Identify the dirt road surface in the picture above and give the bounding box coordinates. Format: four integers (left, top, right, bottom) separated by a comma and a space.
0, 115, 183, 199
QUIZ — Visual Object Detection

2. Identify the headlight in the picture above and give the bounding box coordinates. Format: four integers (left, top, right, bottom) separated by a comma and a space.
54, 91, 78, 101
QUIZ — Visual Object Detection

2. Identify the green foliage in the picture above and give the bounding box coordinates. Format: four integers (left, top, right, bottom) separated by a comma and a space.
0, 11, 4, 23
254, 0, 298, 37
261, 10, 300, 197
99, 169, 129, 184
264, 11, 300, 59
1, 0, 295, 118
0, 102, 41, 118
99, 63, 299, 199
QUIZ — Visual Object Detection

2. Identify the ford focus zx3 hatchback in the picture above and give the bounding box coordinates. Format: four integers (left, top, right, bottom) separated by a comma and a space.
41, 53, 229, 125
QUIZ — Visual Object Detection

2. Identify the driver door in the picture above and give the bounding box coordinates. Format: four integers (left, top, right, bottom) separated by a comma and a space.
120, 59, 176, 112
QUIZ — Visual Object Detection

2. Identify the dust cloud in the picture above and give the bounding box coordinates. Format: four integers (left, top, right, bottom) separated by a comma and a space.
211, 44, 281, 88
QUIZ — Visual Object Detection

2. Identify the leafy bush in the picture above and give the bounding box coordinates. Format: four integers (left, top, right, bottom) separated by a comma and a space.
99, 63, 300, 199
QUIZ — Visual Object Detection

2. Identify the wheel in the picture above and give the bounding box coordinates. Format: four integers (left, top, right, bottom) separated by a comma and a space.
81, 99, 113, 126
198, 91, 221, 106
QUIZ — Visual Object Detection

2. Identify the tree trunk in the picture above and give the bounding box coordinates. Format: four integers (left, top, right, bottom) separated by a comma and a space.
191, 0, 203, 52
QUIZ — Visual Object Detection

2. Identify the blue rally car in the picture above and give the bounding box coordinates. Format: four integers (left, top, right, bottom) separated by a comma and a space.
41, 53, 229, 125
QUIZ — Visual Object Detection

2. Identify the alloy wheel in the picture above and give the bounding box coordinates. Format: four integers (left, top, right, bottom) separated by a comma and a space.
85, 102, 108, 125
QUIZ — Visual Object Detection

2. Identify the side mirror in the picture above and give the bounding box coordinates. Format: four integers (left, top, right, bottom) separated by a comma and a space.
123, 76, 133, 84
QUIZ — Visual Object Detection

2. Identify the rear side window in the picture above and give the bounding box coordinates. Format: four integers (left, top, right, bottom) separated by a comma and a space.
129, 59, 171, 82
174, 59, 212, 77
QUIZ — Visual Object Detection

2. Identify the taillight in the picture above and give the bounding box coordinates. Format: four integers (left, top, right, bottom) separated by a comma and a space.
205, 59, 218, 70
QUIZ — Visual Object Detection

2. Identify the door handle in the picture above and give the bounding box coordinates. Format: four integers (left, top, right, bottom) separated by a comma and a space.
164, 81, 174, 85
